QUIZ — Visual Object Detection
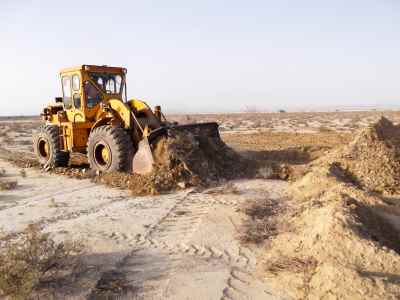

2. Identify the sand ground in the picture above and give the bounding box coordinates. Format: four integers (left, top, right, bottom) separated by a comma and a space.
0, 159, 288, 299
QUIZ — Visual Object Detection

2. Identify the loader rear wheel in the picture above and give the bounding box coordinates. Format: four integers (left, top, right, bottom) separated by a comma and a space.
87, 126, 133, 172
33, 125, 69, 169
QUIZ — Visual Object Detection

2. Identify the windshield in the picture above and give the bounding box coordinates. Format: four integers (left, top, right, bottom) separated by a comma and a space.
89, 72, 124, 95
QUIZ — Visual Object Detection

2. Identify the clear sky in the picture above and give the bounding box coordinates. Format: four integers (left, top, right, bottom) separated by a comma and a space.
1, 0, 400, 115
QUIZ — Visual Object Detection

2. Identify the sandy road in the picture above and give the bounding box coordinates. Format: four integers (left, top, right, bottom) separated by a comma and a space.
0, 159, 289, 300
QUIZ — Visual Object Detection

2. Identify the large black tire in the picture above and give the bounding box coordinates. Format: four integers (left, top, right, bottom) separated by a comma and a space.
87, 126, 133, 172
33, 125, 69, 169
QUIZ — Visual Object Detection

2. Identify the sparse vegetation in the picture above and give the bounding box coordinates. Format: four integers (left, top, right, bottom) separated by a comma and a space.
266, 255, 318, 275
240, 197, 288, 244
266, 256, 318, 299
2, 135, 15, 145
19, 169, 27, 178
0, 179, 17, 190
0, 224, 82, 300
0, 169, 16, 190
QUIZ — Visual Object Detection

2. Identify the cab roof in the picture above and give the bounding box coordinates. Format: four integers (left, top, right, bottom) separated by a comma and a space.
59, 65, 127, 74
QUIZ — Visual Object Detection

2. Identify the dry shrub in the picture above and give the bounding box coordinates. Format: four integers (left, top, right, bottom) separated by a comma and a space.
0, 224, 82, 300
2, 135, 15, 145
266, 256, 318, 299
88, 269, 135, 299
0, 179, 17, 190
19, 169, 27, 178
240, 198, 288, 244
266, 256, 318, 275
0, 167, 22, 190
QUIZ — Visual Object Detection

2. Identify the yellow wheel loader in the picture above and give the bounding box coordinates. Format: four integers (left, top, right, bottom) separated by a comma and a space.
33, 65, 220, 174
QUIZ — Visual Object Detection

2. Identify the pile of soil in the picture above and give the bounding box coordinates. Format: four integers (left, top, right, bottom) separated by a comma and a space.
292, 117, 400, 198
332, 117, 400, 193
263, 189, 400, 300
260, 117, 400, 299
97, 128, 256, 195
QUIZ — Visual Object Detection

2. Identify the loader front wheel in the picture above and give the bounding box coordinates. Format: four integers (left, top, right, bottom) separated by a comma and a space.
33, 125, 69, 169
87, 126, 133, 173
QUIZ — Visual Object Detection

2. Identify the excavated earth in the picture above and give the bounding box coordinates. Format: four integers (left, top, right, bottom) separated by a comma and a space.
261, 117, 400, 299
96, 128, 256, 195
328, 117, 400, 193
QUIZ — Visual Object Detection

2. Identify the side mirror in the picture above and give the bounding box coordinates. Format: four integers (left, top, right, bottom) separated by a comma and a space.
55, 97, 63, 103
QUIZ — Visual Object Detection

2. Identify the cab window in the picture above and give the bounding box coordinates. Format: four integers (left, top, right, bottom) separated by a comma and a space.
84, 81, 102, 108
120, 80, 126, 102
105, 78, 116, 93
62, 76, 72, 109
72, 74, 80, 91
73, 93, 81, 109
89, 72, 123, 94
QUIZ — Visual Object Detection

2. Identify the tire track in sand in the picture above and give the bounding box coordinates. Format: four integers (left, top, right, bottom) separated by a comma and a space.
87, 189, 201, 299
89, 188, 284, 300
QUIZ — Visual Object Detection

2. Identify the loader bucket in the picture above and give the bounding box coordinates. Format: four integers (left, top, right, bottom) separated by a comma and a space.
131, 136, 155, 175
131, 122, 221, 175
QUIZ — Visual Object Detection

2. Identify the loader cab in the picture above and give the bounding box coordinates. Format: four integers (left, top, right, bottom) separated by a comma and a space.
61, 74, 82, 110
60, 71, 84, 123
60, 65, 127, 121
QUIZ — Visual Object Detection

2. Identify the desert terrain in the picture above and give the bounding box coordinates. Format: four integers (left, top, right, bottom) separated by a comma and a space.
1, 111, 400, 299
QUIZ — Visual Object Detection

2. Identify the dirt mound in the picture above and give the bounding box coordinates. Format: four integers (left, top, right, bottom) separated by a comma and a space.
154, 127, 253, 182
97, 128, 256, 195
333, 117, 400, 193
263, 184, 400, 299
259, 118, 400, 299
291, 117, 400, 196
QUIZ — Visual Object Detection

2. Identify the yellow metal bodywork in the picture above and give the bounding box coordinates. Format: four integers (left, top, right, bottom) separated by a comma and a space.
41, 65, 161, 153
101, 146, 110, 163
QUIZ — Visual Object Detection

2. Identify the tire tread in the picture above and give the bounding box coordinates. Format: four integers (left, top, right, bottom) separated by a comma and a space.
87, 126, 133, 172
